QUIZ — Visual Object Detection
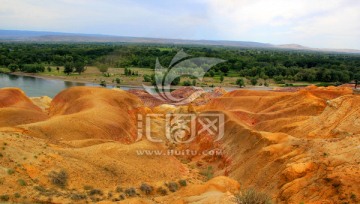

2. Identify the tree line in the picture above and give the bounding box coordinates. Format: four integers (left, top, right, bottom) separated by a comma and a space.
0, 42, 359, 84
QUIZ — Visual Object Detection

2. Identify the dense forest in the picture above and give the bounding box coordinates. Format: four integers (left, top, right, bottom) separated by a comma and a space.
0, 43, 360, 84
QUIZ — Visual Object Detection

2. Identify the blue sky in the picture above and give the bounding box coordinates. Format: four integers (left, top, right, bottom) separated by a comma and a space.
0, 0, 359, 49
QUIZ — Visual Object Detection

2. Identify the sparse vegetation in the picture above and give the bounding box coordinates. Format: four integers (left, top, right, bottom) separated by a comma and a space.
70, 193, 87, 201
116, 186, 123, 193
14, 193, 21, 198
118, 194, 125, 200
140, 183, 153, 195
100, 80, 106, 87
200, 166, 214, 180
88, 189, 103, 196
48, 170, 68, 188
167, 182, 179, 192
34, 185, 47, 192
125, 187, 137, 197
7, 168, 15, 175
350, 192, 357, 201
157, 187, 168, 195
179, 179, 187, 187
84, 185, 93, 190
0, 194, 9, 201
236, 188, 272, 204
17, 179, 27, 186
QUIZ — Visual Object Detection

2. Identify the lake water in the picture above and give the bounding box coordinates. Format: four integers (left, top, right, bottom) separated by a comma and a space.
0, 73, 131, 97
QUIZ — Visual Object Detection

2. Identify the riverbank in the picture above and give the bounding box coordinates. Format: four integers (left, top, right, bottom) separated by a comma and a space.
0, 67, 11, 73
9, 71, 145, 89
8, 66, 276, 90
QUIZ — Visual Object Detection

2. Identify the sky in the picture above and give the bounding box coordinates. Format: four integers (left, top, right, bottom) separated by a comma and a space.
0, 0, 359, 49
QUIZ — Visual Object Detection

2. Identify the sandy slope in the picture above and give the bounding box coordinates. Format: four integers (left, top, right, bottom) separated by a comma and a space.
197, 86, 359, 203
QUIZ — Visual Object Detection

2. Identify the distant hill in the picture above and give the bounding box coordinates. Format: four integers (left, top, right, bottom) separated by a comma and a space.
0, 29, 359, 54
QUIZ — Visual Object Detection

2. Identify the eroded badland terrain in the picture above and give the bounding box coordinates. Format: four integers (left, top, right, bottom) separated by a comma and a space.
0, 86, 359, 203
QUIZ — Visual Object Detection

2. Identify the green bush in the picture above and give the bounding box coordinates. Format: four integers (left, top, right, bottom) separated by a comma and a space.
8, 63, 19, 72
0, 195, 9, 201
273, 75, 285, 84
200, 166, 214, 180
20, 64, 45, 73
125, 187, 136, 197
236, 189, 272, 204
140, 183, 153, 195
17, 179, 27, 186
143, 74, 152, 82
167, 182, 179, 192
48, 170, 68, 188
100, 80, 106, 87
209, 70, 215, 77
88, 189, 103, 196
182, 80, 192, 86
250, 77, 258, 86
236, 78, 245, 87
70, 193, 87, 200
157, 187, 167, 195
178, 179, 187, 187
7, 169, 15, 175
116, 186, 123, 193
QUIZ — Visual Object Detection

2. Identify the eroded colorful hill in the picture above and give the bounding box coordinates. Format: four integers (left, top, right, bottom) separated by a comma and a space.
0, 86, 359, 203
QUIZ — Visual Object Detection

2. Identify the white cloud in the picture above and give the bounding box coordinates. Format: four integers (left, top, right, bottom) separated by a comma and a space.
203, 0, 360, 48
0, 0, 359, 49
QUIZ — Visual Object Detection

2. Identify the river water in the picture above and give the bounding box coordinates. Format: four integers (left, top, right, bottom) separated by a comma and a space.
0, 73, 131, 97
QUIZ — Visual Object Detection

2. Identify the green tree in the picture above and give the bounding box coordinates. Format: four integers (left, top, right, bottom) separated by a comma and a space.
273, 75, 285, 84
354, 73, 360, 89
98, 64, 109, 74
64, 63, 73, 75
74, 61, 85, 75
182, 80, 191, 86
220, 73, 224, 83
236, 78, 245, 88
220, 65, 229, 75
250, 77, 258, 86
209, 70, 215, 77
171, 76, 181, 86
192, 79, 196, 86
143, 74, 152, 82
8, 63, 18, 72
100, 80, 106, 87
